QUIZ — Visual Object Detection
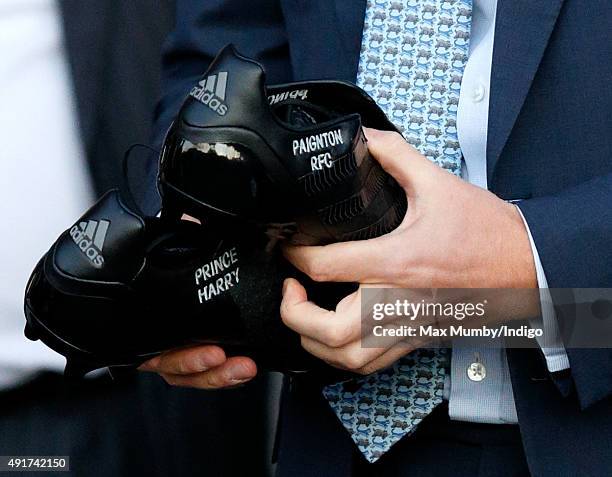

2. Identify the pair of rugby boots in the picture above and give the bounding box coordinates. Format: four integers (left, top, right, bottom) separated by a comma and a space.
24, 46, 407, 378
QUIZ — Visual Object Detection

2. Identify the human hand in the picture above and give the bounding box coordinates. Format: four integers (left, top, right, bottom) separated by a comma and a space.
280, 128, 538, 374
138, 345, 257, 389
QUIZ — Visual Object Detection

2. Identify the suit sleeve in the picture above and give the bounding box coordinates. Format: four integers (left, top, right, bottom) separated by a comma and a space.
152, 0, 291, 147
517, 172, 612, 410
514, 207, 571, 372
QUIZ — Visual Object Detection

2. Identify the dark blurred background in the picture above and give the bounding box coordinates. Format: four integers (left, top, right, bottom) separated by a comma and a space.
0, 1, 267, 475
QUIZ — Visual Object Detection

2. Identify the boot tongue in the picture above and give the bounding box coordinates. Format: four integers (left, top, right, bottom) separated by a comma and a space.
180, 44, 269, 128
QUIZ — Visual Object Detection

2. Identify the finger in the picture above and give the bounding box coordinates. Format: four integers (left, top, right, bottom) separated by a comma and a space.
159, 357, 257, 389
301, 333, 420, 375
354, 342, 415, 376
282, 234, 396, 283
181, 213, 201, 224
299, 322, 421, 372
300, 336, 390, 372
363, 128, 439, 195
281, 279, 361, 347
138, 345, 226, 375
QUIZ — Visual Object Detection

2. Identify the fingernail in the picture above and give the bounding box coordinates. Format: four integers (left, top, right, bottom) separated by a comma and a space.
229, 363, 255, 382
229, 378, 251, 385
363, 127, 375, 138
282, 278, 291, 296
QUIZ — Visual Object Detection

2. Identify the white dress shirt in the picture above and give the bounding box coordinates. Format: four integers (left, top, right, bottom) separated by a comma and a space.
0, 0, 92, 389
450, 0, 569, 423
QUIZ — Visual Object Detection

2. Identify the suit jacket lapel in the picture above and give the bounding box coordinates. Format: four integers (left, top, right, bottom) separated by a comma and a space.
487, 0, 565, 181
281, 0, 366, 82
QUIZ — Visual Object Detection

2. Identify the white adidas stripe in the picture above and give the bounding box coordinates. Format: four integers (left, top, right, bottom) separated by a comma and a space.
201, 72, 228, 100
79, 219, 109, 250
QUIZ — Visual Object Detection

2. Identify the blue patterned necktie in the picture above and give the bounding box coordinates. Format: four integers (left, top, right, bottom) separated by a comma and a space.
323, 0, 472, 463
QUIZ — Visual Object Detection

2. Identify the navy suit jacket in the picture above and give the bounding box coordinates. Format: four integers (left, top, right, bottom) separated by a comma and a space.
154, 1, 612, 475
59, 0, 174, 199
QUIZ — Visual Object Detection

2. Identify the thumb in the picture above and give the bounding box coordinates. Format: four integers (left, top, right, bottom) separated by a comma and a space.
364, 127, 438, 195
281, 278, 308, 306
